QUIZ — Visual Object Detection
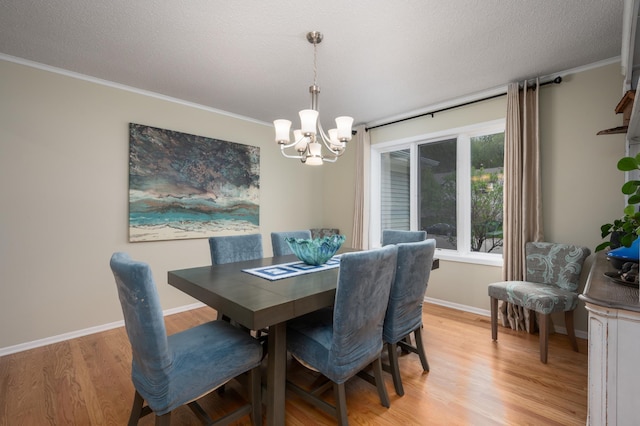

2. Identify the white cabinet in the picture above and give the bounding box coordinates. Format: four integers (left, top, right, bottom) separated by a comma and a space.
584, 303, 640, 425
580, 253, 640, 426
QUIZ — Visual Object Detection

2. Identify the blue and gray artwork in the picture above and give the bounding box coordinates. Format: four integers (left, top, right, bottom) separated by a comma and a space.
128, 123, 259, 241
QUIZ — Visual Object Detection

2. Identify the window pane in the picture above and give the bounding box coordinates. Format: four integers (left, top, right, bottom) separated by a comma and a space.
380, 149, 410, 233
419, 139, 457, 250
470, 133, 504, 253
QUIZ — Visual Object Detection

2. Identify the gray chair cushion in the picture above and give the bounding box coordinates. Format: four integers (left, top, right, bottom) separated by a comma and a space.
286, 245, 398, 384
488, 280, 579, 314
271, 230, 312, 256
382, 230, 426, 246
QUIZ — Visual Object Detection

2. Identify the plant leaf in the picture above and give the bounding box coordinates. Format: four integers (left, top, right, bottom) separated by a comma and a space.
622, 180, 640, 195
618, 157, 639, 171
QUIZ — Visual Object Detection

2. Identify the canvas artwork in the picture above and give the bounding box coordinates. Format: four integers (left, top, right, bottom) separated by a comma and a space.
128, 123, 260, 242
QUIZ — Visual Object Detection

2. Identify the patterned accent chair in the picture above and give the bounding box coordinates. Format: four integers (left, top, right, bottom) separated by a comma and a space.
310, 228, 340, 239
286, 245, 398, 425
271, 230, 312, 256
381, 229, 427, 246
109, 252, 263, 425
488, 242, 591, 363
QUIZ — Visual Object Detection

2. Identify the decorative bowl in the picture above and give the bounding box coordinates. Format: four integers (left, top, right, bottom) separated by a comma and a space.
285, 234, 346, 266
607, 237, 640, 270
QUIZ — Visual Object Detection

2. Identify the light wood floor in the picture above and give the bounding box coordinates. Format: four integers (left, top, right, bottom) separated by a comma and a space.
0, 303, 588, 425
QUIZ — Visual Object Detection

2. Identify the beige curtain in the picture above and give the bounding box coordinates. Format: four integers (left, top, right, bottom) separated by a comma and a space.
500, 79, 544, 331
351, 124, 370, 249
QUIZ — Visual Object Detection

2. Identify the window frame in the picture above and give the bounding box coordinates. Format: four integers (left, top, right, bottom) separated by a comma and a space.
370, 118, 505, 266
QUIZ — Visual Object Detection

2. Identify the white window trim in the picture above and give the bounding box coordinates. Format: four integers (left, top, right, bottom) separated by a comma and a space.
370, 119, 505, 267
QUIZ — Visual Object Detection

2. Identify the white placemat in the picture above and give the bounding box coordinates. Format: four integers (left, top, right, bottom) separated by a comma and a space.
243, 255, 341, 281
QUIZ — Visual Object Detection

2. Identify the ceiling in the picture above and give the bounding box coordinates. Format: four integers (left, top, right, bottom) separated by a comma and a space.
0, 0, 625, 128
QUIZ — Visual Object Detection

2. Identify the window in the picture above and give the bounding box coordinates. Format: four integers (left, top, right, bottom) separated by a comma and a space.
371, 120, 505, 265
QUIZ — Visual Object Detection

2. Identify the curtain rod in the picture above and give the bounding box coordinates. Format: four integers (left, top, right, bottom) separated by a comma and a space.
365, 76, 562, 131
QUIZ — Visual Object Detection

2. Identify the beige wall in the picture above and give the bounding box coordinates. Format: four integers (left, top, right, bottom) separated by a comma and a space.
367, 61, 626, 334
0, 59, 330, 349
0, 58, 627, 350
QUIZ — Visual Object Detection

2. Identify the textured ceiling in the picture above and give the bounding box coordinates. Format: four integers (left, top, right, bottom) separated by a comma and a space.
0, 0, 625, 128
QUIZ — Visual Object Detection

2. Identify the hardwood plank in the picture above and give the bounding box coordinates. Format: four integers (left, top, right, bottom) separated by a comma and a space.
0, 303, 587, 425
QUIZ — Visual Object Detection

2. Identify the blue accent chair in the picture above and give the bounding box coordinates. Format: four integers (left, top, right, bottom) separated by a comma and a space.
208, 234, 263, 265
109, 252, 263, 425
383, 239, 436, 396
488, 242, 591, 363
381, 229, 426, 246
271, 230, 312, 256
286, 245, 398, 425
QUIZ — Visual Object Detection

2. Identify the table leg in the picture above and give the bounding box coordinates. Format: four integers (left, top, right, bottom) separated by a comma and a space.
266, 321, 287, 426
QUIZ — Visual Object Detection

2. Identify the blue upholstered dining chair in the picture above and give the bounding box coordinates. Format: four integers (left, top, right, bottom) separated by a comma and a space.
381, 229, 426, 246
209, 234, 263, 322
109, 252, 263, 426
488, 242, 591, 363
208, 234, 263, 265
383, 239, 436, 396
271, 230, 312, 256
286, 245, 398, 425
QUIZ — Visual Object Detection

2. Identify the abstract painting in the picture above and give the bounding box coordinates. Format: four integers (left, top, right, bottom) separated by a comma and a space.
128, 123, 260, 242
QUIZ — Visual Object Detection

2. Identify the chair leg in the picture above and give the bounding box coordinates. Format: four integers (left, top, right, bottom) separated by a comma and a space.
539, 313, 550, 364
128, 390, 145, 426
413, 327, 430, 372
372, 357, 390, 408
333, 382, 349, 426
386, 342, 404, 396
490, 297, 498, 341
565, 310, 579, 352
249, 366, 262, 426
155, 412, 171, 426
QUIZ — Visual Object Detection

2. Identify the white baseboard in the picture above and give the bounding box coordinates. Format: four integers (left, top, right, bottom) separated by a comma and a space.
424, 297, 588, 340
0, 302, 206, 357
424, 296, 491, 317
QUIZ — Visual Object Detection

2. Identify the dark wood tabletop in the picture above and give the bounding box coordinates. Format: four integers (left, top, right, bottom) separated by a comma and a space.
168, 254, 341, 330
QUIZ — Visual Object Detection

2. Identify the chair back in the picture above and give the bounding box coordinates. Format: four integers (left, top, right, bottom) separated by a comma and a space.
382, 229, 426, 246
209, 234, 263, 265
271, 230, 312, 256
383, 239, 436, 344
330, 245, 398, 377
525, 242, 591, 291
109, 252, 171, 384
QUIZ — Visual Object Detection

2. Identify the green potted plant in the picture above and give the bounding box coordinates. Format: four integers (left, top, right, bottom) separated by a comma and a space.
596, 154, 640, 251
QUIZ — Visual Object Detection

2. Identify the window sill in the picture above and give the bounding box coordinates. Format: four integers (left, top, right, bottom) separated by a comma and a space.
435, 249, 503, 267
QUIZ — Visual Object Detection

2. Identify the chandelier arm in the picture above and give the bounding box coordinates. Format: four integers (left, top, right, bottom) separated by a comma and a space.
316, 120, 336, 151
279, 146, 305, 160
317, 120, 345, 156
280, 138, 304, 150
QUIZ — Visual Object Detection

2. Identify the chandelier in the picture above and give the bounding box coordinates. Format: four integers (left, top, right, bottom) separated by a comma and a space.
273, 31, 353, 166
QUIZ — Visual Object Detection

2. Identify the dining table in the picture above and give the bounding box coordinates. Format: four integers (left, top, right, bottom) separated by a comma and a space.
167, 250, 439, 426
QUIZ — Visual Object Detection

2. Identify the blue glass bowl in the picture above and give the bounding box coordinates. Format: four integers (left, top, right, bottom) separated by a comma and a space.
607, 237, 640, 269
285, 234, 346, 266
